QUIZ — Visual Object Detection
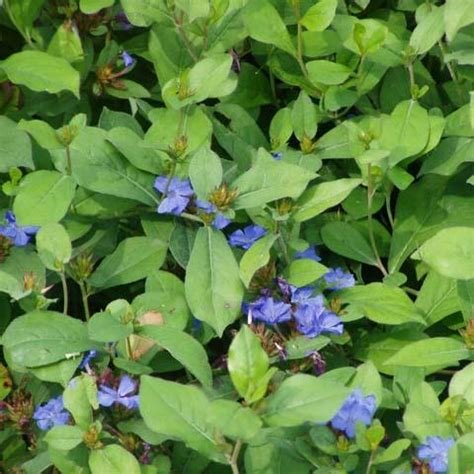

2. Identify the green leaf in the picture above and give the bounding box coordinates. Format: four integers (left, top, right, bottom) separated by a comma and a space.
175, 0, 209, 22
338, 283, 425, 325
4, 0, 47, 37
30, 358, 80, 387
0, 117, 33, 172
444, 0, 474, 41
2, 51, 80, 97
185, 227, 244, 337
0, 247, 45, 300
270, 108, 293, 149
228, 325, 272, 403
89, 237, 167, 290
80, 0, 114, 14
409, 5, 445, 54
145, 107, 212, 158
47, 22, 83, 65
291, 91, 318, 141
307, 60, 352, 85
63, 374, 99, 429
107, 127, 164, 175
379, 100, 430, 165
458, 279, 474, 321
444, 104, 474, 137
13, 171, 76, 226
207, 399, 262, 441
18, 119, 64, 150
36, 223, 72, 271
292, 178, 361, 222
262, 374, 350, 427
321, 221, 377, 265
449, 362, 474, 404
373, 439, 411, 465
139, 376, 226, 462
45, 425, 84, 451
88, 300, 134, 343
300, 0, 338, 32
239, 234, 277, 288
66, 127, 157, 205
1, 311, 93, 367
189, 148, 223, 200
350, 361, 383, 405
415, 271, 459, 326
386, 338, 470, 367
232, 150, 316, 209
403, 402, 454, 441
89, 445, 140, 474
120, 0, 167, 26
242, 0, 296, 56
137, 325, 212, 387
285, 259, 328, 287
448, 433, 474, 474
413, 227, 474, 280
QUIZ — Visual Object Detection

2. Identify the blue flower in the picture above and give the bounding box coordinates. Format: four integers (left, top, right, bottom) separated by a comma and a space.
330, 388, 376, 438
290, 285, 316, 304
121, 51, 135, 68
33, 396, 70, 431
98, 375, 139, 410
154, 176, 194, 216
196, 199, 231, 230
0, 211, 38, 247
418, 436, 454, 473
79, 350, 97, 370
271, 152, 282, 161
228, 225, 266, 249
324, 267, 355, 290
248, 296, 292, 324
295, 245, 321, 262
294, 295, 343, 338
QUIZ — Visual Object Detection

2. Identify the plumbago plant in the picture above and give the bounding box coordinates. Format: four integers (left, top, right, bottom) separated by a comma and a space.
0, 0, 474, 473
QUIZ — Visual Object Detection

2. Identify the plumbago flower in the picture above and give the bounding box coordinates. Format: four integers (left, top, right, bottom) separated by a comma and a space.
121, 51, 135, 68
0, 211, 38, 247
154, 176, 194, 216
98, 375, 139, 410
79, 350, 97, 371
324, 267, 355, 290
295, 245, 321, 262
33, 396, 70, 431
330, 388, 377, 438
228, 224, 267, 249
247, 296, 292, 324
195, 199, 230, 230
418, 436, 454, 473
294, 296, 343, 338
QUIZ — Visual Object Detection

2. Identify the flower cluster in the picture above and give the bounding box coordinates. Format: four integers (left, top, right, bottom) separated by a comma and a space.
0, 211, 38, 247
330, 388, 377, 438
417, 436, 454, 473
97, 375, 139, 410
33, 396, 70, 431
153, 176, 230, 229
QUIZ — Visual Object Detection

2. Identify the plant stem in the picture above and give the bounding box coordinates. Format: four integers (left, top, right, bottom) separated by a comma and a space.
79, 281, 91, 321
227, 439, 242, 474
385, 192, 395, 229
66, 145, 72, 176
365, 449, 376, 474
60, 272, 69, 315
175, 13, 199, 62
181, 212, 204, 223
367, 164, 388, 277
406, 63, 415, 95
277, 232, 290, 265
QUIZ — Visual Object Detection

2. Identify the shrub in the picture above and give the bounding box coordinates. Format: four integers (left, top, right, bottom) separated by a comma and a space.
0, 0, 473, 472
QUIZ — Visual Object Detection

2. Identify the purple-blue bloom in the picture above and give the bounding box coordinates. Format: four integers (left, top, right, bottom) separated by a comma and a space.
0, 211, 38, 247
154, 176, 194, 216
330, 388, 376, 438
418, 436, 454, 473
79, 350, 97, 370
248, 296, 292, 324
228, 225, 266, 249
98, 375, 139, 410
196, 199, 231, 229
324, 267, 355, 290
121, 51, 135, 68
294, 295, 343, 338
290, 286, 316, 304
295, 245, 321, 262
33, 396, 70, 431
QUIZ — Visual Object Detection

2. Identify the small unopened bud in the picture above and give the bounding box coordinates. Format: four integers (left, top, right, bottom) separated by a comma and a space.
23, 272, 37, 292
300, 135, 314, 154
209, 183, 238, 210
70, 253, 94, 281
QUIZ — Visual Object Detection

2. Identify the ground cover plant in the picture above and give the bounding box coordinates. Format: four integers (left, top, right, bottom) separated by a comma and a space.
0, 0, 473, 472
